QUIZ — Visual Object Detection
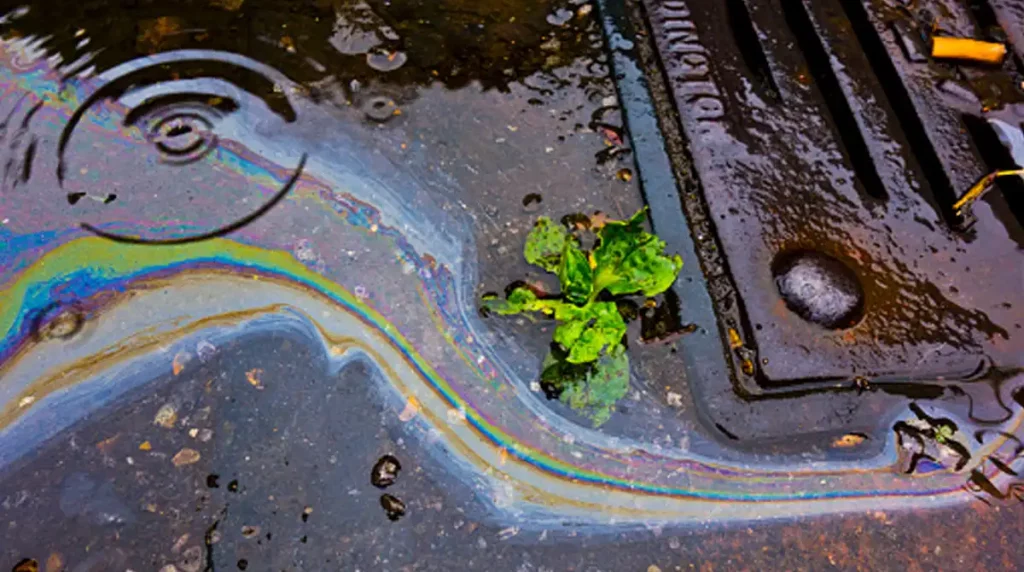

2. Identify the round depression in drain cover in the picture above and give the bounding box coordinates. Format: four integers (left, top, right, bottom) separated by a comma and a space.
772, 251, 864, 329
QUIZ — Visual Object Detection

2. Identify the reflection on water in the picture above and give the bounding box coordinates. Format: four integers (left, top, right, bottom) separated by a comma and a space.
0, 0, 1023, 568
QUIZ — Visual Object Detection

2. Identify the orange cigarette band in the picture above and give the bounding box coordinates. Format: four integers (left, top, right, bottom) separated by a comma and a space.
931, 37, 1007, 64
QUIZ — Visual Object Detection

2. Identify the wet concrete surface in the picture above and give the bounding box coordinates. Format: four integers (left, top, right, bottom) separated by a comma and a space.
2, 330, 1023, 572
0, 0, 1022, 569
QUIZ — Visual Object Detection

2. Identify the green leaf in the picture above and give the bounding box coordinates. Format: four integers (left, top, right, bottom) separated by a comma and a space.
607, 237, 683, 297
540, 350, 589, 389
551, 301, 626, 364
554, 344, 629, 427
557, 241, 593, 304
486, 209, 683, 428
524, 216, 569, 273
487, 289, 626, 362
592, 209, 646, 271
483, 287, 554, 316
935, 424, 955, 444
592, 209, 682, 297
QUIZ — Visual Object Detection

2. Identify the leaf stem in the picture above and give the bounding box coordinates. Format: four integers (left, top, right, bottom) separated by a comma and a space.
953, 168, 1024, 216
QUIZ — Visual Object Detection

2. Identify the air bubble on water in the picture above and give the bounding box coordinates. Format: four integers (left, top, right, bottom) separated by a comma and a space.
366, 48, 407, 72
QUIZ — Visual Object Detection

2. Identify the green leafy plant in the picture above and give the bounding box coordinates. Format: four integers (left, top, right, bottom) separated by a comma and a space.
485, 209, 682, 426
934, 424, 955, 445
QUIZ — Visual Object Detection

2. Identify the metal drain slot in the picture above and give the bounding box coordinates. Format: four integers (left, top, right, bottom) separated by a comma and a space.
782, 0, 889, 201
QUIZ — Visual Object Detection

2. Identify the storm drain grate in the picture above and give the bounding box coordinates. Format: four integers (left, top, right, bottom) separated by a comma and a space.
641, 0, 1023, 394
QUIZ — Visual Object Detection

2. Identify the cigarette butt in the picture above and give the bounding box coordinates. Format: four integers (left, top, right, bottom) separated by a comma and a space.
931, 37, 1006, 64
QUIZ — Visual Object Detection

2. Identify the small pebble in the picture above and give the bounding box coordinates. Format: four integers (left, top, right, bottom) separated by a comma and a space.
666, 391, 683, 407
172, 448, 201, 467
180, 546, 203, 572
154, 404, 178, 428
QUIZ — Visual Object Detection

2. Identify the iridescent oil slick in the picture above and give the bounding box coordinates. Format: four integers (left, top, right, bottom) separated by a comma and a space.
0, 2, 1021, 553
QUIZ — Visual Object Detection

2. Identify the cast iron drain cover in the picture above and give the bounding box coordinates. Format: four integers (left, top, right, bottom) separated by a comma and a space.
644, 0, 1022, 391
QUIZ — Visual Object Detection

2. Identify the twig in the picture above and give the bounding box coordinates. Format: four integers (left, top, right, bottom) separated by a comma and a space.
953, 169, 1024, 217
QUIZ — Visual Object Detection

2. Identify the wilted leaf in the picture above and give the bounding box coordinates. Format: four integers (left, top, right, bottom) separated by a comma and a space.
543, 344, 629, 426
523, 216, 569, 272
136, 17, 185, 53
